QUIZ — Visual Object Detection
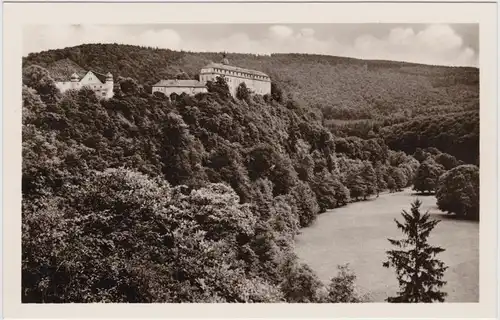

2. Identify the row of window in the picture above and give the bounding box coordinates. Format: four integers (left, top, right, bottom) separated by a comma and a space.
72, 83, 108, 90
201, 74, 270, 85
153, 87, 204, 92
204, 68, 269, 81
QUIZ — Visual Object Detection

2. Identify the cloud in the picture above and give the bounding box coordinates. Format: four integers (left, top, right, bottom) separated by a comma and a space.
346, 24, 478, 66
23, 24, 478, 67
268, 25, 294, 39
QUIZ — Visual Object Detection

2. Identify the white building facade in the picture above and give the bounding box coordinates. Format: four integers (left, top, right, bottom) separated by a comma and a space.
55, 70, 114, 99
152, 80, 208, 96
199, 57, 271, 97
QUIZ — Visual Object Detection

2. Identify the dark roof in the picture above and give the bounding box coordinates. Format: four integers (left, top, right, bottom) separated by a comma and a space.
201, 62, 269, 78
89, 71, 107, 83
152, 79, 206, 88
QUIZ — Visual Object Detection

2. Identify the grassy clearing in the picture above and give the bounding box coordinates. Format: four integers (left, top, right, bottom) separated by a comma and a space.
294, 189, 479, 302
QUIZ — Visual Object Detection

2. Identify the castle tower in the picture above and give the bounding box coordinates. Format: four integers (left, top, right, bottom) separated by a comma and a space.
70, 72, 80, 89
105, 72, 114, 98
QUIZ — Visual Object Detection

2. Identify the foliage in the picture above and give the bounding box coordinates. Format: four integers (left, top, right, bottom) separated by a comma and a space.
433, 152, 462, 171
206, 76, 231, 100
290, 180, 321, 227
236, 82, 251, 101
22, 65, 61, 104
380, 111, 479, 164
360, 161, 377, 199
436, 165, 479, 220
271, 82, 284, 103
413, 159, 446, 194
23, 169, 294, 302
310, 170, 350, 212
383, 199, 448, 302
280, 258, 324, 302
325, 264, 365, 303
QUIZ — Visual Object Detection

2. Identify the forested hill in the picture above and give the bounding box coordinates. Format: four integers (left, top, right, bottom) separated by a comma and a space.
22, 43, 480, 302
23, 43, 479, 120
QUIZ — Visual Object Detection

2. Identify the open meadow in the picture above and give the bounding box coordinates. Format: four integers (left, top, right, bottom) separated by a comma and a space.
295, 189, 479, 302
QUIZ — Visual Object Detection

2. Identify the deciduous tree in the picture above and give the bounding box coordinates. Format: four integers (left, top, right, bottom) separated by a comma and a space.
436, 165, 479, 220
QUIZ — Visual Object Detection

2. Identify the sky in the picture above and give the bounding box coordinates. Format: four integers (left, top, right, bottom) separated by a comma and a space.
23, 23, 479, 67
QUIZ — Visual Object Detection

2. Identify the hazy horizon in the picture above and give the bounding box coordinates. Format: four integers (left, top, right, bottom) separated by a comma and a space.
23, 23, 479, 67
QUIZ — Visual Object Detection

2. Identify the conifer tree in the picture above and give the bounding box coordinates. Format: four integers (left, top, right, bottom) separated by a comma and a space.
383, 199, 448, 302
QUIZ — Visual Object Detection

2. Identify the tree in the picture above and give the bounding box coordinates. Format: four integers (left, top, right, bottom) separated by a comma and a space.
206, 76, 231, 99
389, 167, 407, 192
291, 180, 320, 227
236, 82, 251, 101
413, 148, 430, 163
280, 260, 324, 303
311, 171, 341, 212
170, 92, 179, 102
345, 169, 366, 201
325, 264, 364, 302
436, 165, 479, 220
271, 82, 283, 103
117, 76, 143, 95
386, 175, 397, 193
374, 163, 388, 197
413, 159, 445, 194
360, 161, 377, 199
433, 152, 460, 171
176, 72, 190, 80
22, 65, 61, 104
383, 199, 448, 303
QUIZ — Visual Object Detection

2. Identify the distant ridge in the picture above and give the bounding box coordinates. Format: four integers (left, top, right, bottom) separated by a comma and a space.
23, 43, 479, 120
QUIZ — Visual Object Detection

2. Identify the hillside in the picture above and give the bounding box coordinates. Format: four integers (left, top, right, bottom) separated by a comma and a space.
22, 63, 423, 302
23, 43, 479, 120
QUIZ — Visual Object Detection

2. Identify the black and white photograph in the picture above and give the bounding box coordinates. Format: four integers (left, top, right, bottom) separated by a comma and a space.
2, 1, 498, 318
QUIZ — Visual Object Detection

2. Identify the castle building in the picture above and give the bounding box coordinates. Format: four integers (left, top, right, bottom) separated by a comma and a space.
151, 79, 208, 96
200, 55, 271, 97
55, 70, 114, 99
